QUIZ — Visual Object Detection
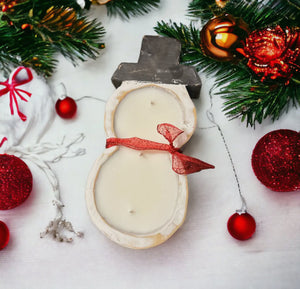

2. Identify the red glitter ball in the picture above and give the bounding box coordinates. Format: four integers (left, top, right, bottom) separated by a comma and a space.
0, 154, 33, 210
0, 220, 9, 250
227, 212, 256, 241
252, 129, 300, 192
55, 97, 77, 119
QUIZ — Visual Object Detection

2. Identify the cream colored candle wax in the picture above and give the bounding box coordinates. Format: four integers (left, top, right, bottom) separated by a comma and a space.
95, 85, 185, 234
86, 82, 196, 248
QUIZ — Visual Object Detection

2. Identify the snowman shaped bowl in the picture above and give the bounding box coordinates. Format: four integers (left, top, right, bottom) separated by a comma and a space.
86, 36, 213, 249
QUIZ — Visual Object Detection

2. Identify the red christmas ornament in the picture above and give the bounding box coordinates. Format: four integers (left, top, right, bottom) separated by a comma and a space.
237, 26, 300, 83
55, 97, 77, 119
252, 129, 300, 192
0, 154, 33, 210
0, 220, 10, 250
227, 212, 256, 240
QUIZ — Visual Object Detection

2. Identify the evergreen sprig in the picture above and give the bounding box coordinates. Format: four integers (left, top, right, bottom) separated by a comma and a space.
188, 0, 300, 28
0, 0, 105, 77
154, 0, 300, 126
106, 0, 160, 19
219, 67, 300, 127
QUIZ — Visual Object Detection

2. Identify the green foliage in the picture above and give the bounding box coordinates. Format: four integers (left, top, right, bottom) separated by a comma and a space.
0, 0, 105, 77
188, 0, 300, 28
154, 0, 300, 126
219, 68, 300, 127
106, 0, 160, 19
187, 0, 222, 23
154, 21, 234, 75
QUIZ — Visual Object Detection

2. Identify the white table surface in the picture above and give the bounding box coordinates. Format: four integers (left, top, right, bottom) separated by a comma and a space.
1, 1, 299, 288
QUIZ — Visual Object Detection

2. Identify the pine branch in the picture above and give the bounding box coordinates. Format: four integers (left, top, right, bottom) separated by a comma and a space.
188, 0, 300, 28
154, 17, 300, 126
218, 67, 300, 126
223, 0, 297, 29
154, 21, 235, 76
0, 0, 105, 76
106, 0, 160, 19
35, 7, 105, 62
0, 24, 57, 76
188, 0, 221, 23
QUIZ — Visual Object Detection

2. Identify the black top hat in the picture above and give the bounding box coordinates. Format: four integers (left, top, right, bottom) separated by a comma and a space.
111, 35, 201, 98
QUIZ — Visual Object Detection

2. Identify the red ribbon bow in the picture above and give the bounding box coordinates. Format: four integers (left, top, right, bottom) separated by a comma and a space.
0, 66, 33, 121
106, 123, 214, 175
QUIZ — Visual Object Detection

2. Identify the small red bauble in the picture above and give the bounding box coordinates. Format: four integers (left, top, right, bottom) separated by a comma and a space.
0, 154, 33, 210
55, 97, 77, 119
252, 129, 300, 192
227, 212, 256, 240
0, 221, 9, 250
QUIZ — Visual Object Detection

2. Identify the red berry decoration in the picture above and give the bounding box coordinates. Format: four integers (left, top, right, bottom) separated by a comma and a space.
227, 212, 256, 241
237, 26, 300, 83
55, 97, 77, 119
0, 154, 33, 210
252, 129, 300, 192
0, 221, 9, 250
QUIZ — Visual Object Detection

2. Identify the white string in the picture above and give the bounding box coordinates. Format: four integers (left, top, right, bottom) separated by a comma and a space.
76, 95, 106, 103
199, 86, 247, 214
58, 82, 107, 103
7, 134, 85, 242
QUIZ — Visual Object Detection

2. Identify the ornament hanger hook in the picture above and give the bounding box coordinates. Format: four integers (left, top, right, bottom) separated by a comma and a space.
59, 82, 68, 99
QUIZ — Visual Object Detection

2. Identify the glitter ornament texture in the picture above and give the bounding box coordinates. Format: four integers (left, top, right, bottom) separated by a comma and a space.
227, 212, 256, 241
0, 220, 9, 250
55, 97, 77, 119
237, 26, 300, 82
252, 129, 300, 192
0, 154, 33, 210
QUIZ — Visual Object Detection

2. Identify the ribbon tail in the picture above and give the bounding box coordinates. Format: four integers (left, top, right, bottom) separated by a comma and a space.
10, 90, 27, 121
172, 151, 215, 175
15, 88, 31, 101
106, 137, 170, 151
18, 111, 27, 121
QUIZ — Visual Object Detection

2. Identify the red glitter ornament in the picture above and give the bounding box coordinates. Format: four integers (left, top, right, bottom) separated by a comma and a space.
227, 212, 256, 240
0, 154, 33, 210
55, 97, 77, 119
252, 129, 300, 192
237, 26, 300, 83
0, 220, 9, 250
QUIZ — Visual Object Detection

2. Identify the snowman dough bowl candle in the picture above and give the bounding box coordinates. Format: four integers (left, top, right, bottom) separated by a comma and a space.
86, 36, 214, 249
